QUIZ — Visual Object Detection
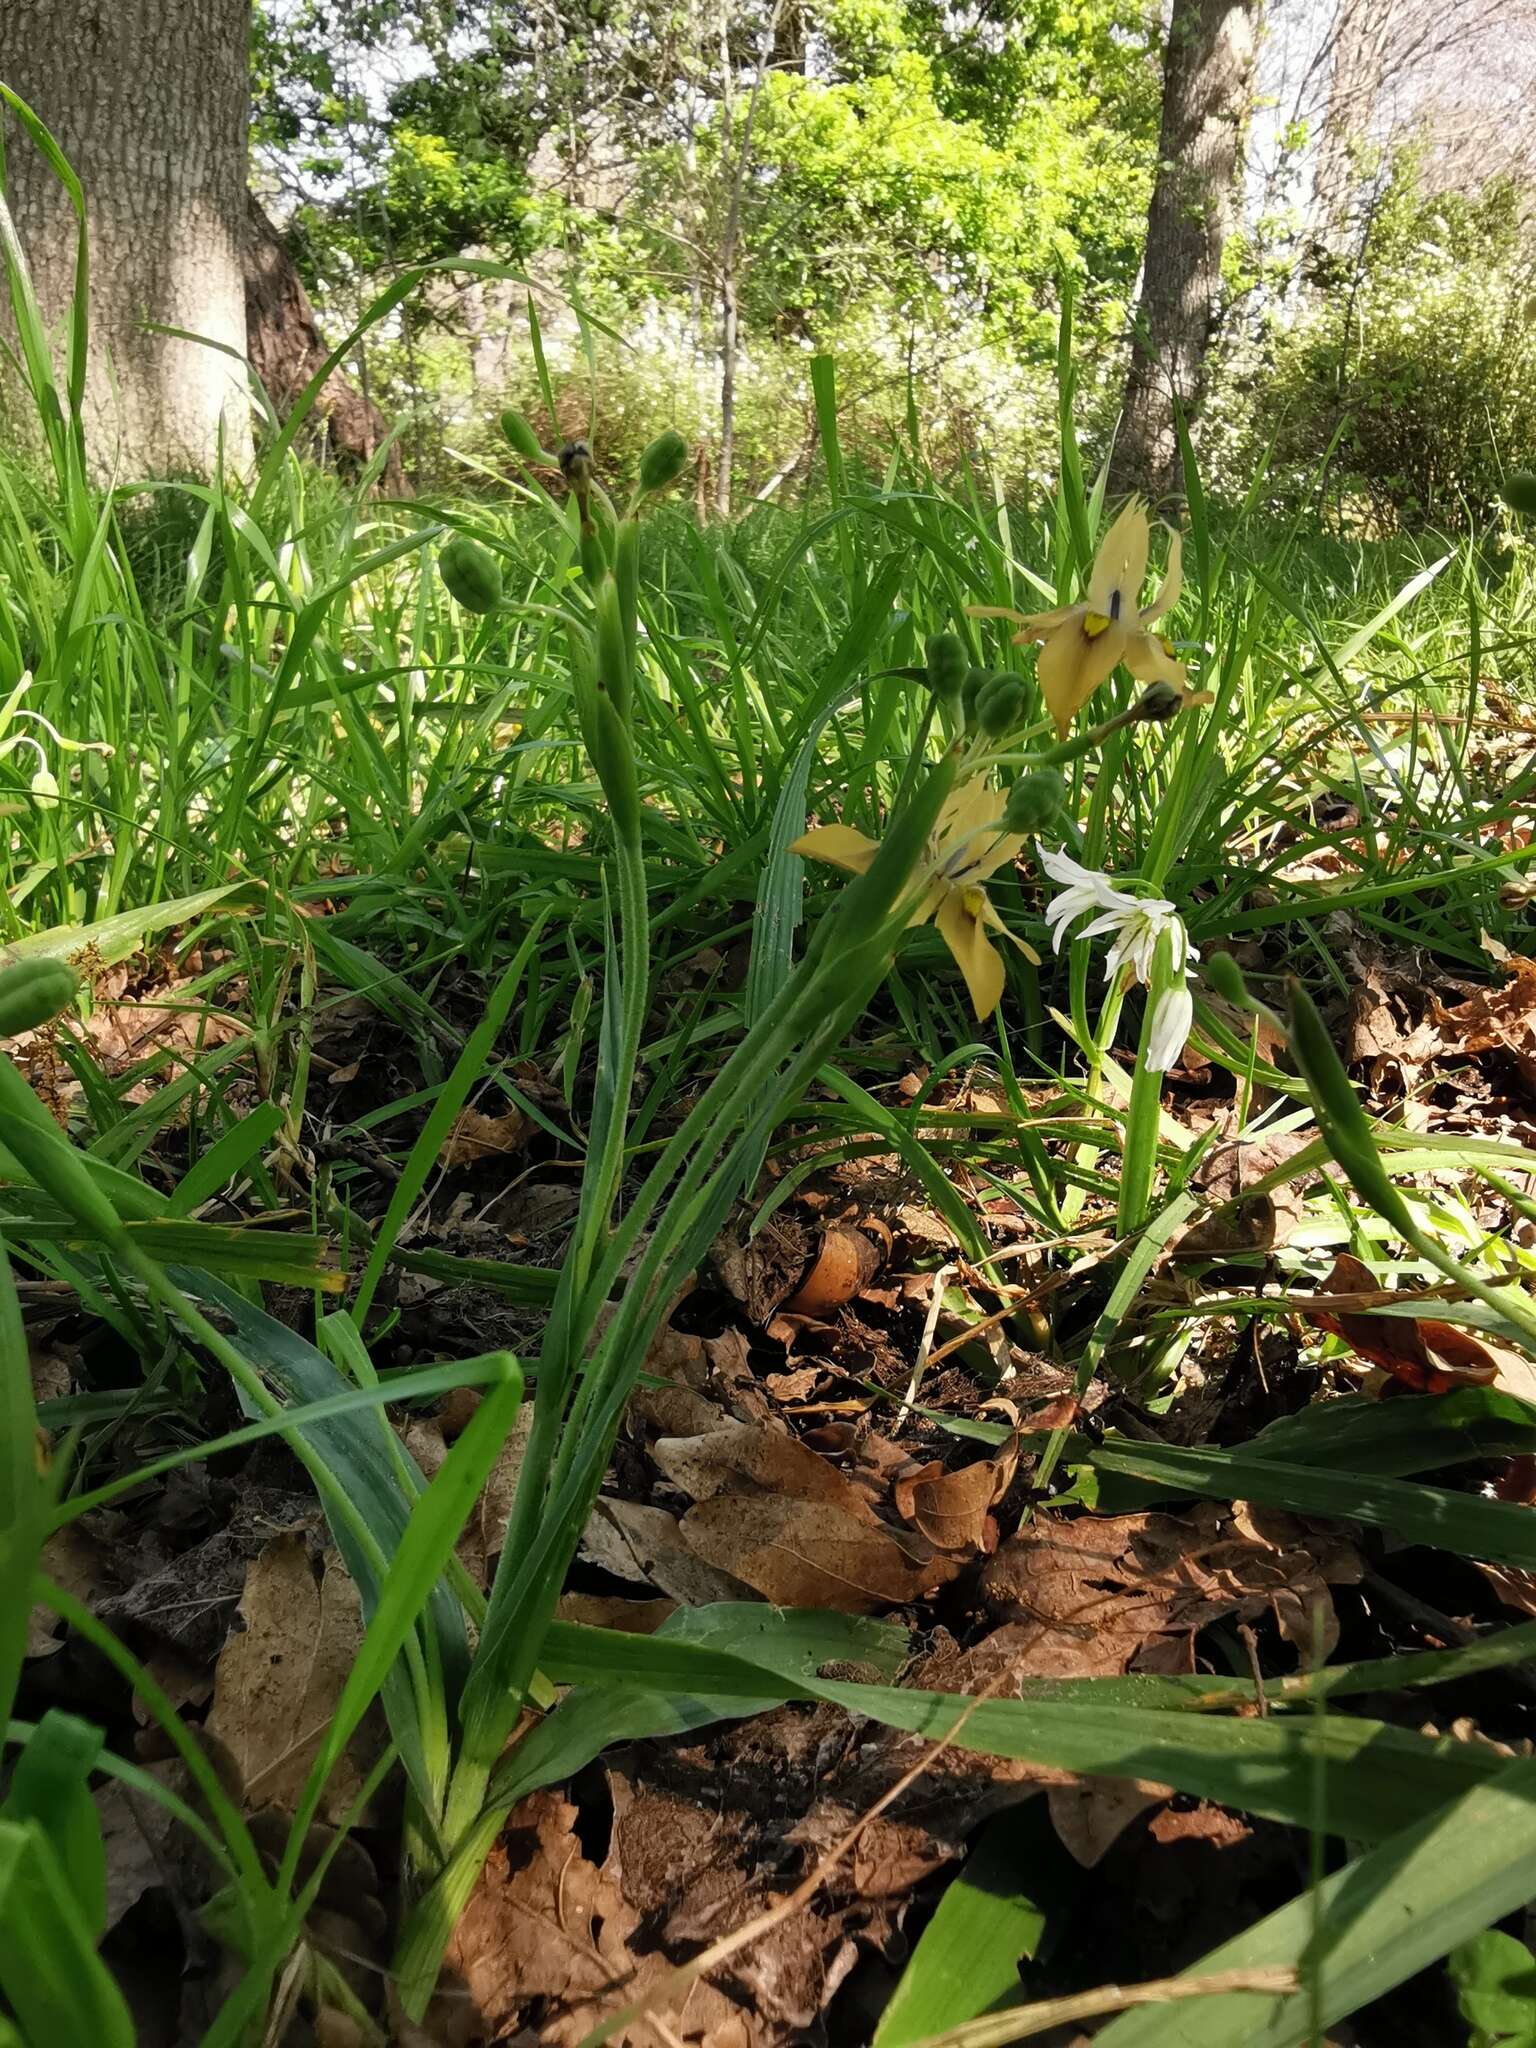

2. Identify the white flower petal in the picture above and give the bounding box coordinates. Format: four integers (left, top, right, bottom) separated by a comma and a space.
1145, 983, 1193, 1073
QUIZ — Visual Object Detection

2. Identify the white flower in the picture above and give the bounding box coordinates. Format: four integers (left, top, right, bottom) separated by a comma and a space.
1037, 844, 1137, 947
1038, 844, 1198, 1074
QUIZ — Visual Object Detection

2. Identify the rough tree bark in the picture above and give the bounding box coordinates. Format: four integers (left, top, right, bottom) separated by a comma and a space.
1111, 0, 1258, 503
0, 0, 252, 477
243, 195, 404, 492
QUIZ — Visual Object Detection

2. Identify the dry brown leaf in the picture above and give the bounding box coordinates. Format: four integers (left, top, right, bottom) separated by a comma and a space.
1147, 1801, 1254, 1849
1304, 1252, 1500, 1393
1046, 1776, 1172, 1867
892, 1440, 1019, 1555
28, 1524, 103, 1658
651, 1421, 880, 1523
445, 1788, 761, 2047
704, 1326, 774, 1423
204, 1533, 381, 1818
581, 1498, 757, 1606
554, 1594, 678, 1633
96, 1766, 184, 1930
1433, 954, 1536, 1081
713, 1214, 812, 1325
402, 1399, 532, 1587
680, 1496, 948, 1611
437, 1104, 532, 1167
980, 1499, 1360, 1675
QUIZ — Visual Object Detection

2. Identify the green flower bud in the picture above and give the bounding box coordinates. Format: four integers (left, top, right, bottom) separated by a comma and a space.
1500, 471, 1536, 518
438, 536, 503, 614
976, 672, 1026, 737
960, 666, 991, 730
925, 631, 968, 699
1136, 681, 1184, 722
1003, 768, 1065, 835
1202, 950, 1250, 1006
0, 957, 77, 1036
638, 429, 689, 494
500, 409, 544, 462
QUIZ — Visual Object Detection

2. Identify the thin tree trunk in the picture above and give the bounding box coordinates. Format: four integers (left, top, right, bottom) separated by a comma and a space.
1111, 0, 1257, 503
243, 194, 404, 492
0, 0, 252, 477
716, 267, 738, 521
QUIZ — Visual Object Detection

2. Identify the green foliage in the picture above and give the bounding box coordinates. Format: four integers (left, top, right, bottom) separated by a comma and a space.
1212, 154, 1536, 530
1452, 1931, 1536, 2048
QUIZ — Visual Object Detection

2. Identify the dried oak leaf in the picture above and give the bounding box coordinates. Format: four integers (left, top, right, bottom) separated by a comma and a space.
437, 1104, 532, 1167
980, 1498, 1360, 1674
1304, 1252, 1500, 1393
204, 1532, 382, 1819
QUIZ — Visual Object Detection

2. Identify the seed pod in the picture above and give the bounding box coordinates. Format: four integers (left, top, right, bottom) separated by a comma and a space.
1501, 472, 1536, 518
1285, 977, 1417, 1237
925, 632, 968, 699
976, 673, 1026, 738
500, 409, 544, 462
585, 683, 640, 840
0, 958, 76, 1036
638, 429, 688, 494
1003, 769, 1064, 835
438, 536, 502, 614
960, 666, 991, 731
1202, 950, 1250, 1006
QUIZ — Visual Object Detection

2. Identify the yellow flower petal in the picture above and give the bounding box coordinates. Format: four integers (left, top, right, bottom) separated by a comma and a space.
1036, 617, 1132, 738
789, 823, 881, 873
1006, 603, 1082, 642
935, 887, 1006, 1018
1123, 630, 1188, 687
1140, 527, 1183, 626
1087, 501, 1150, 622
977, 894, 1042, 964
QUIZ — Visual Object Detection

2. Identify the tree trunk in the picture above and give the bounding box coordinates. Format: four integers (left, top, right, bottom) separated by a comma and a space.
1111, 0, 1257, 503
0, 0, 251, 478
243, 195, 404, 493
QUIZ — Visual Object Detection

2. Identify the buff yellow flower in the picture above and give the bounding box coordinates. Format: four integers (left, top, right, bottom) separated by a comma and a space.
792, 780, 1039, 1019
972, 501, 1185, 739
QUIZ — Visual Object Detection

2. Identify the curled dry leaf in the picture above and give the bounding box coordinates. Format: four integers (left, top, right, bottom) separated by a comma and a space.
437, 1104, 532, 1167
784, 1224, 885, 1315
892, 1436, 1021, 1555
1304, 1252, 1500, 1393
713, 1213, 812, 1325
204, 1532, 383, 1819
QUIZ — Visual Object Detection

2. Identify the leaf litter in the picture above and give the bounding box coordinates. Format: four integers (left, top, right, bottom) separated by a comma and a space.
29, 934, 1536, 2046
